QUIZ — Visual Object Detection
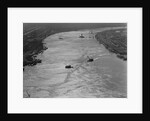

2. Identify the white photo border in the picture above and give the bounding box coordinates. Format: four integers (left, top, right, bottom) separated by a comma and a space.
8, 8, 142, 113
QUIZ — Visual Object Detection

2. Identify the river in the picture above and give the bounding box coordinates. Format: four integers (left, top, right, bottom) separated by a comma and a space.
23, 27, 127, 98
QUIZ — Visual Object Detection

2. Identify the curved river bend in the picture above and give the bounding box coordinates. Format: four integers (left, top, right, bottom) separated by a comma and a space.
23, 27, 127, 98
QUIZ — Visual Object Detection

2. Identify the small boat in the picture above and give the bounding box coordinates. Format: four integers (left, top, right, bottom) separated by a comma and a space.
79, 34, 85, 38
65, 65, 73, 69
87, 56, 94, 62
59, 37, 63, 39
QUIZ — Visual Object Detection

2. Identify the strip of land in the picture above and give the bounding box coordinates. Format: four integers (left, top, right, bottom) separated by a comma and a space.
23, 27, 127, 98
95, 28, 127, 61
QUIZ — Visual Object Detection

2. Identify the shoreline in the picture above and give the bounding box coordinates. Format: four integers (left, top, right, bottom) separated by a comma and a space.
95, 28, 127, 61
23, 27, 127, 98
23, 39, 48, 68
23, 26, 127, 70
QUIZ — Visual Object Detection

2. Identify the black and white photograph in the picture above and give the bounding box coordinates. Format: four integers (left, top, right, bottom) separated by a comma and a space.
8, 8, 142, 113
23, 23, 127, 98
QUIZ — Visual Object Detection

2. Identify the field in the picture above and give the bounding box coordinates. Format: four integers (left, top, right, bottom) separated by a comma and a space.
95, 28, 127, 60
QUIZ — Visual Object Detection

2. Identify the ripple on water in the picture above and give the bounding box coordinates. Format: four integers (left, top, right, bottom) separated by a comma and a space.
93, 54, 127, 95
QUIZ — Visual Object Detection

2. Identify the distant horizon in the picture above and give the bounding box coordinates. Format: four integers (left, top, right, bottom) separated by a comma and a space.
23, 23, 127, 32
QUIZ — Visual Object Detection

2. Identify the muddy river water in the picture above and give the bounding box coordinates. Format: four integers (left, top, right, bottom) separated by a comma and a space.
23, 27, 127, 98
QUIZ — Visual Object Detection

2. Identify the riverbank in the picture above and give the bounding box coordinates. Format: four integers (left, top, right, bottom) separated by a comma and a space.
23, 23, 127, 69
95, 28, 127, 61
23, 27, 56, 69
23, 28, 127, 98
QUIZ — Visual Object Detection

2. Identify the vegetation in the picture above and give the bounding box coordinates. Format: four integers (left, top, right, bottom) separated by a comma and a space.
23, 27, 52, 67
95, 29, 127, 61
23, 23, 127, 69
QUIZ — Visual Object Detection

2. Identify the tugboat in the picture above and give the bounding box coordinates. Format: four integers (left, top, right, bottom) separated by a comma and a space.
59, 36, 63, 39
79, 34, 85, 38
87, 56, 94, 62
65, 65, 74, 69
